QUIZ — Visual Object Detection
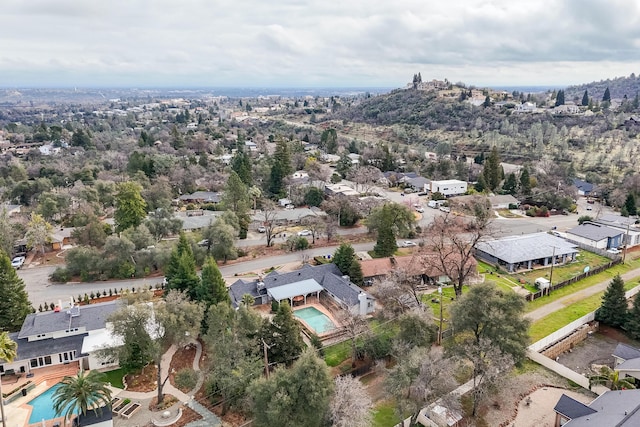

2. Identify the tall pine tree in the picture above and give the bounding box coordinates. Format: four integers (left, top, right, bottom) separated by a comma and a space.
626, 293, 640, 340
198, 257, 230, 307
263, 301, 304, 366
268, 137, 292, 197
0, 252, 32, 331
595, 274, 628, 328
482, 146, 501, 191
581, 90, 589, 106
603, 87, 611, 102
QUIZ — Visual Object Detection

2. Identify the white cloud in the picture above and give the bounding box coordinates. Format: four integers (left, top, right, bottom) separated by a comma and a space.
1, 0, 640, 87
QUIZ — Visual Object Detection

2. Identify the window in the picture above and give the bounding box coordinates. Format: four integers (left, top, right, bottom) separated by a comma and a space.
30, 359, 38, 368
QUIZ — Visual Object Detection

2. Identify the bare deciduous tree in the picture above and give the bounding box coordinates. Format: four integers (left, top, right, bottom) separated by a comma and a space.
425, 197, 492, 297
329, 375, 373, 427
348, 165, 383, 195
336, 310, 369, 368
301, 215, 325, 244
385, 346, 458, 425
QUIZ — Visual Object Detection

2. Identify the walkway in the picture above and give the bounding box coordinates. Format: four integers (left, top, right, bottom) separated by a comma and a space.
525, 266, 640, 321
116, 340, 221, 427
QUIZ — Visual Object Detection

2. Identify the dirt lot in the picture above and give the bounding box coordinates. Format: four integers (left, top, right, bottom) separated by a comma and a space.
557, 326, 640, 375
169, 343, 197, 392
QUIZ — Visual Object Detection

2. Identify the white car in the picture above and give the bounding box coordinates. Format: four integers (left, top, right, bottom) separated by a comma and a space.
257, 226, 266, 233
297, 229, 312, 236
402, 241, 417, 247
607, 248, 621, 254
415, 207, 425, 213
11, 256, 26, 269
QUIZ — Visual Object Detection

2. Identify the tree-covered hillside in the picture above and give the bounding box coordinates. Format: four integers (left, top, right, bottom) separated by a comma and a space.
565, 73, 640, 101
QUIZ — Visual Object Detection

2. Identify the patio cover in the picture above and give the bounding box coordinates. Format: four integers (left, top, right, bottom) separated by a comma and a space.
267, 278, 323, 302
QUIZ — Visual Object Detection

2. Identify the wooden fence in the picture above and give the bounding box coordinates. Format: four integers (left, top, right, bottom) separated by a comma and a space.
525, 259, 622, 301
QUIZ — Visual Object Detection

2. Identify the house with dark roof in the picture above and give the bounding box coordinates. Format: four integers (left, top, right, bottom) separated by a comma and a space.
0, 300, 121, 377
566, 222, 624, 251
475, 232, 578, 272
612, 343, 640, 385
573, 178, 595, 197
360, 254, 477, 285
73, 407, 113, 427
554, 390, 640, 426
229, 263, 375, 316
178, 191, 221, 205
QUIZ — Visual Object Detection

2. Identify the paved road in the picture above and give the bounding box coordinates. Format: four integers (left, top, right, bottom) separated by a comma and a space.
525, 267, 640, 321
18, 242, 378, 307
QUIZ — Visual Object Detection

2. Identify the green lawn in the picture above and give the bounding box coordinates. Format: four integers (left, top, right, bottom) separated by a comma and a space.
102, 367, 126, 389
529, 280, 640, 341
372, 400, 401, 427
324, 341, 350, 367
525, 261, 640, 312
515, 250, 610, 284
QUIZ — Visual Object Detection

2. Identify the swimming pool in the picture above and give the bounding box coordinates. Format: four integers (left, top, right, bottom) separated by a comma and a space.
27, 384, 63, 424
294, 307, 337, 334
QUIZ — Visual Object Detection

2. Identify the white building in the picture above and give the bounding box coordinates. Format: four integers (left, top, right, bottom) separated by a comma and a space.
429, 179, 468, 197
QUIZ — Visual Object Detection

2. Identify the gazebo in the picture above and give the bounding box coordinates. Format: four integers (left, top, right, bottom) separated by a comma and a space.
267, 278, 323, 306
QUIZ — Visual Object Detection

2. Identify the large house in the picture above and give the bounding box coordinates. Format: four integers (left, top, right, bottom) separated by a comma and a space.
360, 254, 477, 286
475, 232, 578, 273
554, 390, 640, 426
229, 263, 375, 316
594, 214, 640, 248
1, 300, 120, 376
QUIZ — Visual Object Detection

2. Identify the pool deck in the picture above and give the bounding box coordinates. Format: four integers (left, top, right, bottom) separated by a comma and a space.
293, 303, 341, 337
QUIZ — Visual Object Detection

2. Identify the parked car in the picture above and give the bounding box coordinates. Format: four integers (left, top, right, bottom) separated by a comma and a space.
439, 206, 451, 213
606, 248, 621, 254
415, 207, 425, 213
401, 241, 417, 247
197, 239, 209, 247
11, 256, 26, 269
257, 226, 266, 233
586, 205, 593, 211
297, 229, 312, 236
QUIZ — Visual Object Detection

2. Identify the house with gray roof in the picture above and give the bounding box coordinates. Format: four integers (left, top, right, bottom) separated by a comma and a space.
573, 178, 595, 196
594, 214, 640, 248
612, 343, 640, 385
566, 222, 624, 251
475, 232, 578, 273
229, 263, 375, 316
178, 191, 221, 205
554, 390, 640, 426
250, 207, 326, 227
1, 300, 121, 377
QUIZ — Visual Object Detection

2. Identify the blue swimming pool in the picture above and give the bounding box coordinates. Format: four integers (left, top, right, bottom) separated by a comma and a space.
28, 384, 63, 424
294, 307, 337, 334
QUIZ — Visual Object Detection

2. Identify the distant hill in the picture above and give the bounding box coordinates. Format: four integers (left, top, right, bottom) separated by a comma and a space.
565, 73, 640, 102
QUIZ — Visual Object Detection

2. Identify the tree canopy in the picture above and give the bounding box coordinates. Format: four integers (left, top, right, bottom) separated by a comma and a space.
0, 252, 32, 332
595, 274, 628, 328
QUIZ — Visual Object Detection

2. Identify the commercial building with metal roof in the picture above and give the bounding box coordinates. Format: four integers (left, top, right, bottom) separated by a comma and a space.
475, 232, 578, 273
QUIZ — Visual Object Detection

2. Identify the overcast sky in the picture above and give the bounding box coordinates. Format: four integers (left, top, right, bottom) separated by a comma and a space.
2, 0, 640, 88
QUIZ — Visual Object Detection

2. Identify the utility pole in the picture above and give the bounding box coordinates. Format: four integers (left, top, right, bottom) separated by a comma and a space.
548, 245, 557, 296
437, 285, 444, 345
261, 338, 271, 379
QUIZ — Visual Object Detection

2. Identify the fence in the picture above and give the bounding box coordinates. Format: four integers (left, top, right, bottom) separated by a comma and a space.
525, 259, 622, 301
528, 311, 596, 352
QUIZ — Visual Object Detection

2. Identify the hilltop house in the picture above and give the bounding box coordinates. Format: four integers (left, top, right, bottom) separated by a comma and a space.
229, 263, 375, 316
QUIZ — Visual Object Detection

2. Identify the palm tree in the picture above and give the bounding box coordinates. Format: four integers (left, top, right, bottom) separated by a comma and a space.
241, 293, 255, 307
0, 332, 17, 427
52, 370, 112, 426
589, 366, 636, 390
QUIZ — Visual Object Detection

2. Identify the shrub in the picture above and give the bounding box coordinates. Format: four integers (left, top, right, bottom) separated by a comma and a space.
174, 368, 198, 392
50, 268, 71, 283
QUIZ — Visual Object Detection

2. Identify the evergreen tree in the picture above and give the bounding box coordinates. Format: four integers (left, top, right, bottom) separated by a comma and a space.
624, 193, 637, 216
231, 149, 252, 186
483, 96, 491, 108
249, 349, 333, 427
502, 173, 518, 195
0, 252, 32, 332
222, 171, 249, 214
380, 145, 395, 172
555, 90, 565, 106
268, 138, 292, 197
333, 243, 356, 274
114, 182, 147, 233
168, 252, 200, 298
481, 146, 501, 190
373, 220, 397, 257
474, 174, 487, 193
320, 128, 338, 154
165, 233, 193, 282
262, 301, 304, 365
595, 274, 628, 328
603, 87, 611, 102
198, 257, 230, 307
519, 167, 531, 195
336, 152, 352, 178
627, 293, 640, 340
581, 90, 589, 106
348, 261, 365, 287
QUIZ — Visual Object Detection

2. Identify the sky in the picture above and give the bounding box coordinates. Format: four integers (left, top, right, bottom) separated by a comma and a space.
2, 0, 640, 89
